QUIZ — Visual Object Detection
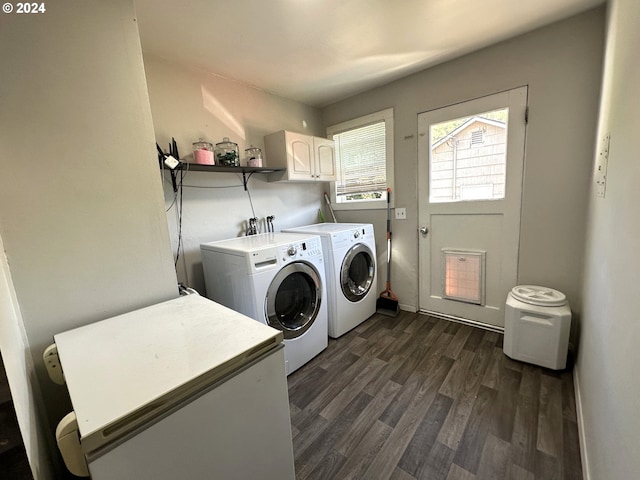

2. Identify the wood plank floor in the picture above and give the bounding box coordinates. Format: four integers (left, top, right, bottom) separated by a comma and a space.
287, 311, 582, 480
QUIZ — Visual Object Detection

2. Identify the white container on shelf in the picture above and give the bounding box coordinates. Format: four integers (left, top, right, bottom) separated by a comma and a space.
503, 285, 572, 370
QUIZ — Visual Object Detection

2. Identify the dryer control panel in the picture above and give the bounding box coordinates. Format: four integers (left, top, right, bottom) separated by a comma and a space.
333, 226, 373, 249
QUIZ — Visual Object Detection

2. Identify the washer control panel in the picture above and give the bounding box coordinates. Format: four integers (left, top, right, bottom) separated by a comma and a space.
280, 237, 322, 262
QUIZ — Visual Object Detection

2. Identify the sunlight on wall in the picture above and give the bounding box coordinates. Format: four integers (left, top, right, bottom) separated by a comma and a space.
201, 85, 246, 140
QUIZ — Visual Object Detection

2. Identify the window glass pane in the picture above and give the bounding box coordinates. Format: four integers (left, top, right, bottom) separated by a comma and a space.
429, 108, 508, 203
333, 121, 386, 203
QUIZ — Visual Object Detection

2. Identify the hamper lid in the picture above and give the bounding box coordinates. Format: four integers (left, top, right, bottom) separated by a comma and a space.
510, 285, 567, 307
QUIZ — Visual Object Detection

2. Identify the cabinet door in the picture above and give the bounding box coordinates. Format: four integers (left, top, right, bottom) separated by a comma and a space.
286, 133, 314, 181
314, 137, 336, 181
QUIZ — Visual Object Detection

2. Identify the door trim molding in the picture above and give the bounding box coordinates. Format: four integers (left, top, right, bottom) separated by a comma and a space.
417, 86, 528, 326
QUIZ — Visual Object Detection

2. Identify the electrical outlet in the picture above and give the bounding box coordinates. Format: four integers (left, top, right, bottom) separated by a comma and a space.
164, 155, 180, 170
595, 133, 610, 198
43, 344, 65, 385
395, 207, 407, 220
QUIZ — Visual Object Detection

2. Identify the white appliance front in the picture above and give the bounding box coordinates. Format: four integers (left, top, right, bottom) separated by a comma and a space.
201, 232, 328, 374
283, 223, 377, 337
54, 295, 295, 480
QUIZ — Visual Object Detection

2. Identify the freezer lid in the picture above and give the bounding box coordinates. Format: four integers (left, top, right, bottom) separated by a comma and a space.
54, 295, 283, 455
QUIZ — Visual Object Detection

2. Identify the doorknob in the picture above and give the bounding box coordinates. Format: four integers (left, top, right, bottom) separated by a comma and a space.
419, 226, 429, 235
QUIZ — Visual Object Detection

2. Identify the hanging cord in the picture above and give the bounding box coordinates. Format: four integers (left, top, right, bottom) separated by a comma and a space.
181, 172, 257, 229
162, 166, 260, 259
159, 139, 189, 284
171, 143, 187, 280
245, 183, 257, 220
174, 167, 184, 269
244, 176, 260, 235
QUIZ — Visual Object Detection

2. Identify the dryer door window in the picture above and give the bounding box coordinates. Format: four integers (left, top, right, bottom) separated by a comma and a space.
265, 262, 322, 340
341, 244, 375, 302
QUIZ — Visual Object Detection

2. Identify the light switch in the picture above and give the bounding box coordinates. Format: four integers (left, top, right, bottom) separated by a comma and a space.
395, 208, 407, 220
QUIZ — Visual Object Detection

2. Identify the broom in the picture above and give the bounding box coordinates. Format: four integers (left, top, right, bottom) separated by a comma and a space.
376, 187, 400, 317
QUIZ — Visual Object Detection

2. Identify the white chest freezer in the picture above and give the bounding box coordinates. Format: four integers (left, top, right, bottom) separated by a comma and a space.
54, 294, 295, 480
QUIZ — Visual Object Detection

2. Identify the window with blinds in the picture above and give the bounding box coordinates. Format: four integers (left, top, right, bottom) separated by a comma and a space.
333, 121, 386, 201
327, 108, 394, 209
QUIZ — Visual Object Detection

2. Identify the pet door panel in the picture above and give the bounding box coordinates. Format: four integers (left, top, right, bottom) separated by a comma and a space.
442, 250, 486, 305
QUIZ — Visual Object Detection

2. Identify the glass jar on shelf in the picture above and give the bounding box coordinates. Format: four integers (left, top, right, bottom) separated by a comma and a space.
245, 145, 263, 167
215, 137, 240, 167
192, 138, 215, 165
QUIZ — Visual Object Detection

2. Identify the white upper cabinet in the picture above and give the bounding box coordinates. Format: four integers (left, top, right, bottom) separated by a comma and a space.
265, 130, 335, 182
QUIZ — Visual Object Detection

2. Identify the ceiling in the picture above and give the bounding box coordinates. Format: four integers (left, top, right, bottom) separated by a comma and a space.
133, 0, 604, 107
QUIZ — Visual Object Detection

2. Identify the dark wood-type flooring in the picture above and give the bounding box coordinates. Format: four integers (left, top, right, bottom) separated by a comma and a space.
287, 311, 582, 480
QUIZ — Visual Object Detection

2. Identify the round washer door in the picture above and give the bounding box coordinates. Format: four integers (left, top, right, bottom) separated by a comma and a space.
265, 261, 323, 340
340, 243, 375, 302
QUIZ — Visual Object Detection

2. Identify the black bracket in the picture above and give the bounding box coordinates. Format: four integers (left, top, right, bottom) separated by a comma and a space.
241, 171, 256, 191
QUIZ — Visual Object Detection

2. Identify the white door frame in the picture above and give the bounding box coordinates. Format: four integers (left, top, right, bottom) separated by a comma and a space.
417, 86, 528, 329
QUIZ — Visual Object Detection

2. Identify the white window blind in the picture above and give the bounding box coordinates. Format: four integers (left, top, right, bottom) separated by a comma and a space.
333, 121, 387, 200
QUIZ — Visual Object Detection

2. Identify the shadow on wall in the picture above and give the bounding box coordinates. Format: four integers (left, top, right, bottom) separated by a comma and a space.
569, 311, 580, 361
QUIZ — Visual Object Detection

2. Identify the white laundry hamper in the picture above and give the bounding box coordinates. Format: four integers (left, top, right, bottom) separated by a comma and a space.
503, 285, 571, 370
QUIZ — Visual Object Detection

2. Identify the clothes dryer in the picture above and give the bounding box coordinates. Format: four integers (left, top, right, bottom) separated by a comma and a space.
201, 232, 328, 375
283, 223, 376, 338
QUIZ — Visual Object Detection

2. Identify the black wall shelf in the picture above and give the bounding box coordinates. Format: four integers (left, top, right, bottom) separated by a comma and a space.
164, 163, 285, 191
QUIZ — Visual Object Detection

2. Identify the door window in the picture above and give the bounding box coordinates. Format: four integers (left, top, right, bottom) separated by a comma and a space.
429, 108, 509, 203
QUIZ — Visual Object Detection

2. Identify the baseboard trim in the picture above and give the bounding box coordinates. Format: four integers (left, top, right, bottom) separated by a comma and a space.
573, 367, 590, 480
399, 303, 418, 313
419, 309, 504, 333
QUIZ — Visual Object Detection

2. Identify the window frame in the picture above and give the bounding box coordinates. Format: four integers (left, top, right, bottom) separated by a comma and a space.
327, 108, 394, 210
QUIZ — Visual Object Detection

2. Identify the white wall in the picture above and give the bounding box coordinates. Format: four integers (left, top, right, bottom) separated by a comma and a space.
0, 235, 54, 479
577, 0, 640, 477
322, 8, 605, 323
0, 1, 178, 476
143, 55, 329, 294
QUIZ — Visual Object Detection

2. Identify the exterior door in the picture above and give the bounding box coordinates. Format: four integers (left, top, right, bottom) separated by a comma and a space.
417, 87, 527, 328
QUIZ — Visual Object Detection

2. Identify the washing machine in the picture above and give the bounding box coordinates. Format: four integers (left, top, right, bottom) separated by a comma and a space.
200, 232, 328, 375
283, 223, 376, 338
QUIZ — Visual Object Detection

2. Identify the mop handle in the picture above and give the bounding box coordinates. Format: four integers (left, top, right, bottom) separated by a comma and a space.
324, 192, 338, 222
386, 188, 392, 283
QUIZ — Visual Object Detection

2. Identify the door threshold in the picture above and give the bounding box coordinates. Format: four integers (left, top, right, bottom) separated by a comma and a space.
418, 309, 504, 334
